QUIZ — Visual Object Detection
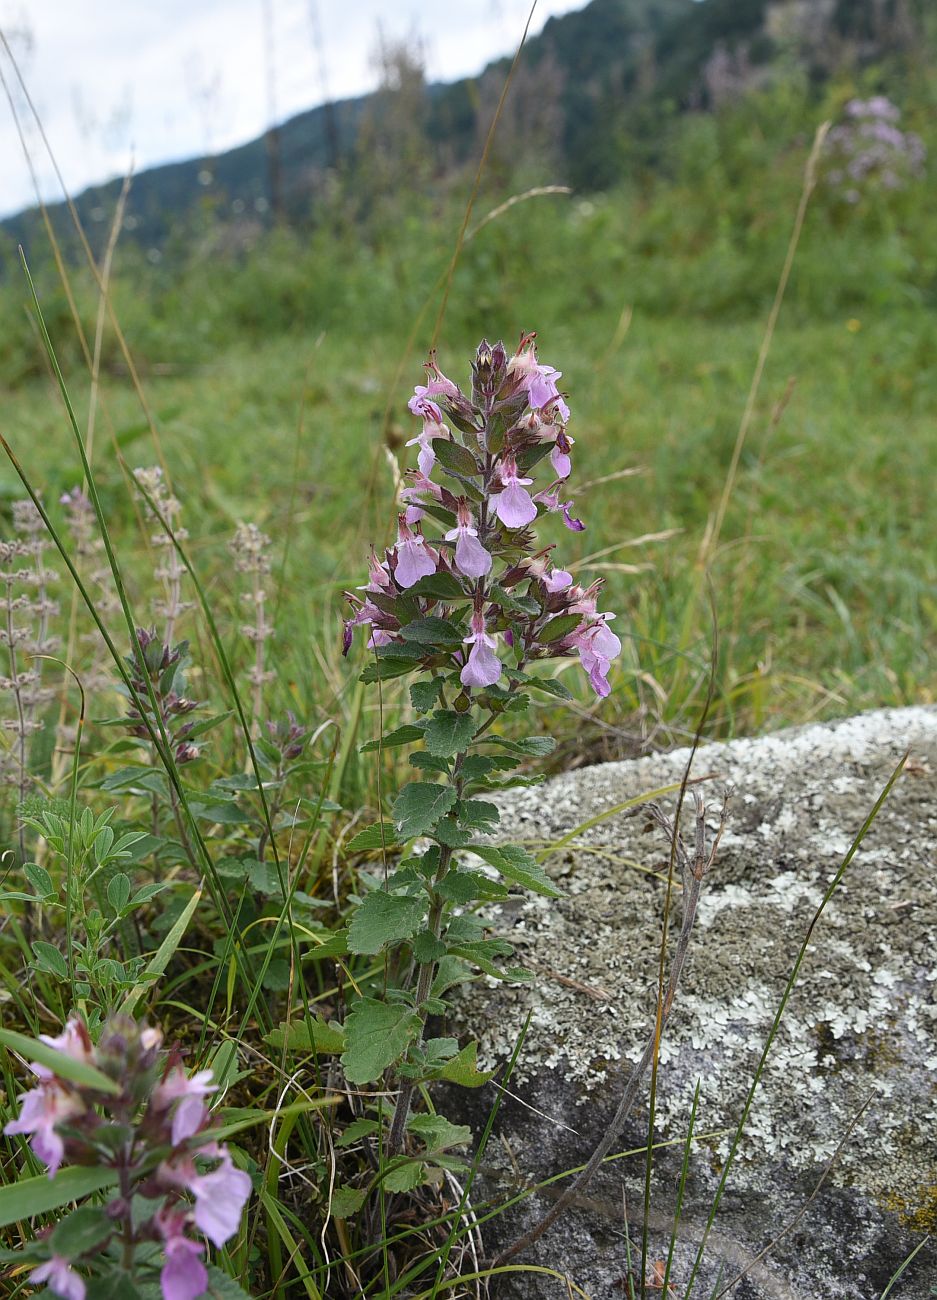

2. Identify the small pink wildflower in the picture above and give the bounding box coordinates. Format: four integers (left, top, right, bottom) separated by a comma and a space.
445, 501, 491, 579
29, 1256, 86, 1300
491, 454, 537, 529
460, 609, 502, 689
393, 516, 437, 589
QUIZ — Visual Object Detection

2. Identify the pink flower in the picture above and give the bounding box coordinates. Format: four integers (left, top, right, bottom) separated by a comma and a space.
445, 501, 491, 579
4, 1083, 84, 1177
460, 610, 502, 689
358, 549, 392, 595
172, 1096, 209, 1147
157, 1207, 208, 1300
190, 1148, 252, 1247
543, 568, 573, 594
30, 1256, 86, 1300
161, 1236, 208, 1300
159, 1146, 251, 1249
393, 517, 437, 589
527, 365, 571, 423
406, 417, 446, 478
153, 1067, 216, 1112
491, 455, 537, 529
33, 1018, 93, 1081
533, 481, 585, 532
570, 616, 621, 698
407, 393, 443, 422
550, 430, 574, 480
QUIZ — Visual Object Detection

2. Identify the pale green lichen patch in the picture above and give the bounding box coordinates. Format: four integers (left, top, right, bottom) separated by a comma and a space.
460, 707, 937, 1223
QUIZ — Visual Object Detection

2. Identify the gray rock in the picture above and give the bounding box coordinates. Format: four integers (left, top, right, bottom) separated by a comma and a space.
451, 708, 937, 1298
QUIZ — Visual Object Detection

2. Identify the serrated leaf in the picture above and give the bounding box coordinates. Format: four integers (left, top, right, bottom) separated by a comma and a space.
382, 1160, 425, 1193
248, 860, 286, 897
471, 844, 563, 898
360, 657, 419, 683
263, 1016, 346, 1055
412, 931, 447, 963
346, 823, 399, 853
458, 799, 500, 831
399, 617, 465, 648
341, 999, 421, 1084
435, 1040, 495, 1088
486, 735, 557, 758
329, 1185, 367, 1219
392, 783, 458, 839
438, 869, 509, 903
359, 724, 426, 753
410, 679, 443, 713
408, 1114, 472, 1152
336, 1118, 379, 1148
107, 873, 132, 913
409, 752, 450, 774
432, 818, 474, 848
513, 674, 574, 701
204, 1264, 255, 1299
50, 1204, 112, 1257
424, 709, 476, 758
347, 892, 427, 955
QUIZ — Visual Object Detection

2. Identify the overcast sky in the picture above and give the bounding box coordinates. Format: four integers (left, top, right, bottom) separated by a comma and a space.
0, 0, 584, 219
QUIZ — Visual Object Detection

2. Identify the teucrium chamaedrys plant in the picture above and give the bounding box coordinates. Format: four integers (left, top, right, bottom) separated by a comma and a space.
3, 1016, 251, 1300
342, 334, 623, 1157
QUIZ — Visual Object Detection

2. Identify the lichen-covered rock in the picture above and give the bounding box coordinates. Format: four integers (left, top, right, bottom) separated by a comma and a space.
454, 707, 937, 1298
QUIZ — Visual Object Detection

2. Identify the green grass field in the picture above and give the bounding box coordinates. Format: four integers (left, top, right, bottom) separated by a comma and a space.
0, 69, 934, 1298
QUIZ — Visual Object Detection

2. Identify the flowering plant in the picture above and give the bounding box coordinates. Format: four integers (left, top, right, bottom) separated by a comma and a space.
825, 96, 926, 203
2, 1016, 251, 1300
340, 335, 621, 1162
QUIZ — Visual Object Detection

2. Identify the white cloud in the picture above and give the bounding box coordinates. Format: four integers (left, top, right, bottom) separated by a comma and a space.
0, 0, 584, 218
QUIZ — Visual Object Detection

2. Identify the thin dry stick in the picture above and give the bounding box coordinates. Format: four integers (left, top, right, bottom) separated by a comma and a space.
491, 791, 728, 1268
700, 121, 830, 567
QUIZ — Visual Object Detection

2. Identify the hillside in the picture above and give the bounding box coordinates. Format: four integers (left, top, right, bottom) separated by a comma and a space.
1, 0, 929, 264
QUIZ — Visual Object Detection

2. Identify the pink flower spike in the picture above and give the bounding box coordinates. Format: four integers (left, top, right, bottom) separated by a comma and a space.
544, 568, 573, 593
492, 455, 537, 529
460, 610, 502, 689
191, 1149, 252, 1247
445, 502, 492, 579
394, 517, 437, 589
30, 1256, 86, 1300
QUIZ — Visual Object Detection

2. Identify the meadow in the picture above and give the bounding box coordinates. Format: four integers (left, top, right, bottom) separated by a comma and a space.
0, 64, 934, 1298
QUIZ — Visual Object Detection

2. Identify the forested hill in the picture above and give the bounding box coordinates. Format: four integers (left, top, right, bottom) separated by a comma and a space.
1, 0, 928, 259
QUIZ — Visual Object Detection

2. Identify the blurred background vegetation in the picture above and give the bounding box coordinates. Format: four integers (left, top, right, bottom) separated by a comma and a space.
0, 0, 934, 784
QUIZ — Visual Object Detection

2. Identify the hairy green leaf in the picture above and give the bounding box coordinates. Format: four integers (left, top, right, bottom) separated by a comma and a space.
423, 709, 476, 757
393, 783, 458, 838
471, 843, 563, 898
341, 1000, 421, 1084
347, 892, 427, 955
